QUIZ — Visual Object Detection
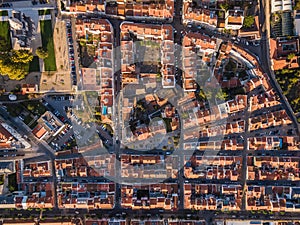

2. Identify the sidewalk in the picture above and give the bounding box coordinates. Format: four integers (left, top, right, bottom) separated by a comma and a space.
0, 16, 8, 22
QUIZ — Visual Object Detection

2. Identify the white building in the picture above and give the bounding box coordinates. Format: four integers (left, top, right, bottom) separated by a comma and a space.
225, 10, 244, 30
271, 0, 292, 13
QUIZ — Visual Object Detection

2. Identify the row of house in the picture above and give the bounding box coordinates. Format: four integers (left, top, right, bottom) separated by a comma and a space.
184, 156, 242, 180
249, 110, 292, 131
86, 219, 206, 225
121, 183, 178, 210
85, 218, 206, 225
248, 136, 300, 150
182, 32, 217, 91
247, 156, 300, 181
246, 185, 300, 212
184, 119, 245, 139
120, 22, 174, 88
23, 160, 52, 177
55, 155, 116, 178
3, 158, 300, 212
248, 89, 281, 112
121, 155, 178, 179
183, 138, 244, 151
58, 182, 115, 209
184, 183, 243, 211
69, 0, 174, 20
76, 18, 114, 118
183, 0, 245, 30
15, 182, 55, 209
181, 94, 247, 130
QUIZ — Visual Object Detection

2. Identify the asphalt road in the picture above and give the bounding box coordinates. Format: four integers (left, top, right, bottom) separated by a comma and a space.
0, 0, 299, 221
1, 207, 300, 222
258, 0, 300, 136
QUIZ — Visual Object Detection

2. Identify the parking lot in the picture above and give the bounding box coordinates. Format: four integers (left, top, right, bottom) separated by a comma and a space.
42, 94, 111, 152
66, 21, 78, 86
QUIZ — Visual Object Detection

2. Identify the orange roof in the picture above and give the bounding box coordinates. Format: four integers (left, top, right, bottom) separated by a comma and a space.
32, 124, 47, 139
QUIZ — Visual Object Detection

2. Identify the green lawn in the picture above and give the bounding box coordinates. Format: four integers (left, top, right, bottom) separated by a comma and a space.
163, 118, 173, 133
0, 11, 8, 16
23, 114, 34, 125
0, 174, 4, 185
38, 9, 51, 16
8, 173, 17, 192
22, 110, 38, 129
0, 21, 11, 51
5, 103, 22, 117
25, 55, 40, 73
40, 20, 56, 71
22, 100, 46, 116
29, 56, 40, 72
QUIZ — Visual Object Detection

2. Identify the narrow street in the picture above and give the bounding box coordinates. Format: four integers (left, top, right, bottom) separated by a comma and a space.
0, 0, 298, 221
259, 0, 300, 135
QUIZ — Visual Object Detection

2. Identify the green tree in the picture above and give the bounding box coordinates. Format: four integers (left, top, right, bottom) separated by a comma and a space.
243, 16, 255, 28
198, 89, 206, 100
215, 89, 228, 101
0, 59, 27, 80
79, 39, 86, 46
220, 3, 229, 11
27, 104, 34, 111
0, 50, 33, 80
11, 50, 33, 64
35, 47, 49, 59
0, 39, 10, 52
287, 53, 296, 61
294, 0, 300, 10
8, 185, 15, 192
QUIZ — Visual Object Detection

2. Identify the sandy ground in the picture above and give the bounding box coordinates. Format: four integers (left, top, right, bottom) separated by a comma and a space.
53, 19, 70, 72
39, 19, 72, 92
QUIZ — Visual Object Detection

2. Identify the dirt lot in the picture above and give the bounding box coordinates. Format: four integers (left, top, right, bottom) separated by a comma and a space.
53, 20, 70, 72
39, 20, 72, 92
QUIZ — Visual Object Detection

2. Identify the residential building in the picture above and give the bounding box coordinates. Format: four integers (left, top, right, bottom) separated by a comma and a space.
120, 22, 174, 88
16, 182, 55, 209
32, 111, 66, 140
21, 84, 38, 95
121, 183, 178, 210
58, 182, 115, 209
270, 37, 300, 70
168, 219, 206, 225
248, 89, 281, 112
69, 0, 174, 20
246, 186, 300, 212
225, 9, 244, 30
249, 110, 292, 131
75, 18, 114, 118
55, 155, 116, 178
238, 16, 261, 40
23, 160, 52, 177
184, 156, 242, 180
271, 0, 292, 13
247, 156, 300, 181
121, 155, 178, 179
182, 32, 217, 91
184, 184, 243, 210
0, 123, 15, 149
